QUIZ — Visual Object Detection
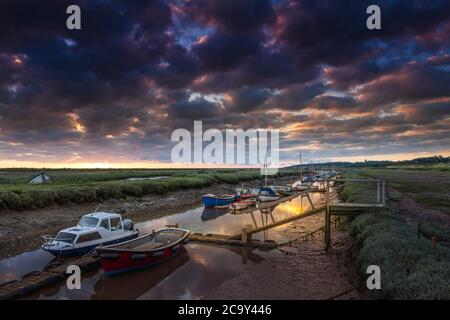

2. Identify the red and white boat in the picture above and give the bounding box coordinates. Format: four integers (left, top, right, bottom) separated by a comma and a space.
97, 228, 190, 276
230, 198, 256, 211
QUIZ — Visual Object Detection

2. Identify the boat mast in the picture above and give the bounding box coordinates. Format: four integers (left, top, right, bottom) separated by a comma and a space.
264, 151, 268, 187
299, 153, 303, 181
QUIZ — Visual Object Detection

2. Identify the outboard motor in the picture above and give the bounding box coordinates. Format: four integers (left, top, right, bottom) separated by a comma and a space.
122, 219, 134, 231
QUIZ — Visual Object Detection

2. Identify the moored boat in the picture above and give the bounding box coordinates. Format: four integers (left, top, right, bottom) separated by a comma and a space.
202, 194, 238, 208
230, 198, 256, 211
42, 212, 139, 257
97, 228, 190, 276
292, 181, 310, 191
257, 187, 279, 202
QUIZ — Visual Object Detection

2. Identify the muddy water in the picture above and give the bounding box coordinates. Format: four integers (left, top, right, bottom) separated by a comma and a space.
0, 191, 327, 299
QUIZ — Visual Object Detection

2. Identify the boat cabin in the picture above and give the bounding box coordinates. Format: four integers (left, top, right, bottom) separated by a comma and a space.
55, 212, 125, 244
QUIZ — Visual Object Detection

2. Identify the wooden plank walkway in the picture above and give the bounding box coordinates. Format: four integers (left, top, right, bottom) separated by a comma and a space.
0, 256, 99, 300
228, 206, 326, 240
189, 233, 277, 250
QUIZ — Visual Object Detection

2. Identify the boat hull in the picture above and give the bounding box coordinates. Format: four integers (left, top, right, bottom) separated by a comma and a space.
202, 194, 237, 208
42, 232, 139, 257
98, 229, 190, 276
101, 245, 187, 276
257, 195, 279, 202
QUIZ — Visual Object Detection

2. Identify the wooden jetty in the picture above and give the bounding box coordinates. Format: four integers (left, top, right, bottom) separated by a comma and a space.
189, 233, 277, 250
228, 206, 326, 240
324, 178, 386, 251
0, 255, 99, 300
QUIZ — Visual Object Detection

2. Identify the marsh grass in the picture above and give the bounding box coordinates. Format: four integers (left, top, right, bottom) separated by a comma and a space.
0, 168, 297, 210
341, 170, 450, 299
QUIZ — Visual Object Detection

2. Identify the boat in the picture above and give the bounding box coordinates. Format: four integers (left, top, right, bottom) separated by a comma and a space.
257, 187, 279, 202
92, 248, 189, 299
97, 228, 190, 276
230, 198, 256, 211
276, 187, 295, 196
235, 185, 257, 199
42, 212, 139, 257
292, 181, 310, 191
202, 194, 238, 208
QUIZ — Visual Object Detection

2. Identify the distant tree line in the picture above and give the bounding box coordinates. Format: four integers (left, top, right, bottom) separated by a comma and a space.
289, 155, 450, 169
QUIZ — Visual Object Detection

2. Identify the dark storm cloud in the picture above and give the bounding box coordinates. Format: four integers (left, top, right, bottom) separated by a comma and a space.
227, 87, 272, 113
180, 0, 276, 34
1, 0, 450, 164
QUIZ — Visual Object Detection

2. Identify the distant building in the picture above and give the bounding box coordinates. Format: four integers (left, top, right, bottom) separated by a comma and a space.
28, 172, 52, 185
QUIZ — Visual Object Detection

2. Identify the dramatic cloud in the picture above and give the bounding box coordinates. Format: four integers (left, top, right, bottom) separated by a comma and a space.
0, 0, 450, 167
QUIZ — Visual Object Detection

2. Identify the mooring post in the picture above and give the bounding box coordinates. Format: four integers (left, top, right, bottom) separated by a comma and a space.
325, 205, 331, 252
376, 180, 381, 204
241, 227, 248, 244
306, 193, 315, 210
326, 179, 330, 205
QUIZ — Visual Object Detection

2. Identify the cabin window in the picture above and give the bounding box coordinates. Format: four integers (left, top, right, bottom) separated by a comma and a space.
79, 216, 99, 228
55, 232, 77, 243
76, 232, 102, 243
109, 217, 122, 231
100, 219, 109, 230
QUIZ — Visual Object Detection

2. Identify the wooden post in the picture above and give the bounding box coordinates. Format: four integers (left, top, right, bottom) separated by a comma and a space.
376, 180, 381, 204
241, 227, 248, 244
381, 180, 386, 206
325, 205, 331, 252
326, 179, 330, 205
306, 193, 315, 210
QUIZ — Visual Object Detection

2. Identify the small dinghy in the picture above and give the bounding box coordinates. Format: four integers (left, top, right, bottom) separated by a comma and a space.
236, 187, 257, 199
202, 194, 238, 208
97, 228, 190, 276
230, 199, 255, 211
42, 212, 139, 257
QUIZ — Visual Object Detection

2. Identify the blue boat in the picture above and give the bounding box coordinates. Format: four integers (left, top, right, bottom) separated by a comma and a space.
202, 194, 238, 208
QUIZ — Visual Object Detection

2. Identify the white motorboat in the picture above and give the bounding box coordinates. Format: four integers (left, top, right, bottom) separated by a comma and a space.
42, 212, 139, 257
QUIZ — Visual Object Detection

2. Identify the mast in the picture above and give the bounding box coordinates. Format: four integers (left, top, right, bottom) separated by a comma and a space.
299, 153, 303, 181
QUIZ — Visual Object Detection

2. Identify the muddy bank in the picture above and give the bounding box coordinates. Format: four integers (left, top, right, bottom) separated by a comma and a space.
206, 214, 370, 300
0, 175, 297, 259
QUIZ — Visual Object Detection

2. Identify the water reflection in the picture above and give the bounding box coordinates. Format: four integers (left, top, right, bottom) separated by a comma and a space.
136, 191, 325, 241
200, 208, 229, 221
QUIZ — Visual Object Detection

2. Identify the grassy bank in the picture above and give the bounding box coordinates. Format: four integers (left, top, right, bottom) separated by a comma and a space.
0, 168, 298, 211
340, 169, 450, 299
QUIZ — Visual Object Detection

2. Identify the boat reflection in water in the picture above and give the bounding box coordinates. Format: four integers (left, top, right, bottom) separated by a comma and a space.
92, 248, 189, 300
200, 207, 229, 221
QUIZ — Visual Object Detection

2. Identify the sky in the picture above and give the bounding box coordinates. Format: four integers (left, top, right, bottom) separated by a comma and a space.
0, 0, 449, 168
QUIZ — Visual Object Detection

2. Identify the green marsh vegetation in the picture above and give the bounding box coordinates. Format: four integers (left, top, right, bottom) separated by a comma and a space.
340, 168, 450, 299
0, 168, 298, 211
